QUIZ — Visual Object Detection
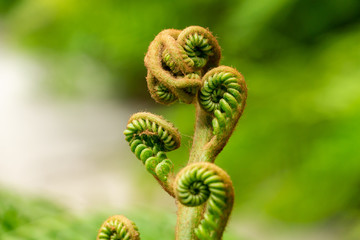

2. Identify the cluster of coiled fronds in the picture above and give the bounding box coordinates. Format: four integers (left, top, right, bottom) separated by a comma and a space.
175, 162, 234, 240
98, 26, 247, 240
144, 26, 221, 105
97, 215, 140, 240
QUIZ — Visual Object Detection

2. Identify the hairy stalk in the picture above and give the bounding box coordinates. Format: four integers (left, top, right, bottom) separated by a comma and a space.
189, 103, 215, 163
97, 26, 247, 240
174, 105, 213, 240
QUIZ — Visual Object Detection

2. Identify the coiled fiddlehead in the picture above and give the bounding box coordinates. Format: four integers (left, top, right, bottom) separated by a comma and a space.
177, 26, 220, 71
199, 66, 247, 136
155, 83, 177, 103
123, 112, 181, 196
145, 26, 221, 105
188, 66, 247, 163
175, 162, 234, 240
97, 215, 140, 240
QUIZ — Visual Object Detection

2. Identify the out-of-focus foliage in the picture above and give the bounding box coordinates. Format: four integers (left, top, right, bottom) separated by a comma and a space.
1, 0, 360, 237
0, 189, 241, 240
0, 189, 171, 240
2, 0, 234, 98
0, 0, 21, 15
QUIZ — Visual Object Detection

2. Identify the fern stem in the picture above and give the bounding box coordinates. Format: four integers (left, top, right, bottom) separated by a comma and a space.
175, 108, 209, 239
175, 104, 218, 240
189, 103, 215, 163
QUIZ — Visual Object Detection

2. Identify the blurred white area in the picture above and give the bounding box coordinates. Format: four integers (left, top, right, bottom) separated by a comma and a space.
0, 40, 141, 212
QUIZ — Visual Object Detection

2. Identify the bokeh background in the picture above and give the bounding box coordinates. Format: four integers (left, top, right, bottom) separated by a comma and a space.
1, 0, 360, 239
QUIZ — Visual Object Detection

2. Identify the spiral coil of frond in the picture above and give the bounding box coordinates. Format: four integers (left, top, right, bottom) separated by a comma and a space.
182, 32, 214, 68
175, 162, 234, 240
97, 215, 140, 240
124, 112, 181, 183
199, 66, 247, 135
144, 26, 221, 105
155, 83, 177, 103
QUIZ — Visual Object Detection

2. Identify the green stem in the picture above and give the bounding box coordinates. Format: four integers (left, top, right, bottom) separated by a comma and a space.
175, 205, 204, 240
175, 103, 214, 240
189, 103, 215, 163
155, 175, 175, 197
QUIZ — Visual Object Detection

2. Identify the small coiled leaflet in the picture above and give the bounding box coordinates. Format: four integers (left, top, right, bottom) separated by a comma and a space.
152, 73, 201, 105
175, 162, 234, 240
123, 112, 181, 183
145, 26, 221, 105
97, 215, 140, 240
183, 32, 214, 68
177, 26, 221, 72
155, 83, 177, 103
199, 66, 247, 135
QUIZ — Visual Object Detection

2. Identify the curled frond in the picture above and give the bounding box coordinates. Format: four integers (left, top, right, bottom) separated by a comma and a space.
175, 162, 234, 240
199, 66, 247, 136
125, 112, 181, 151
144, 26, 221, 105
97, 215, 140, 240
124, 112, 181, 195
177, 26, 221, 71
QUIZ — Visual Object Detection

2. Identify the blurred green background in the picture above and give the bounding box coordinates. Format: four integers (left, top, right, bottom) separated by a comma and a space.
1, 0, 360, 239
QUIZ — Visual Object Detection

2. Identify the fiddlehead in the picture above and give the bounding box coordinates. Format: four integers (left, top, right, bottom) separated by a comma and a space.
188, 66, 247, 164
144, 26, 221, 105
123, 112, 181, 196
175, 162, 234, 240
199, 66, 247, 136
97, 215, 140, 240
177, 26, 221, 71
187, 65, 248, 163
